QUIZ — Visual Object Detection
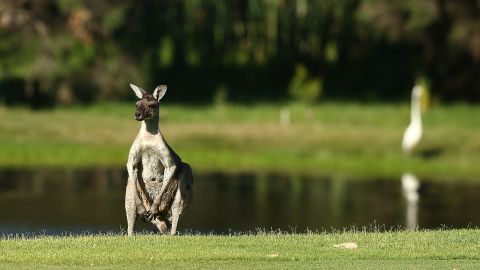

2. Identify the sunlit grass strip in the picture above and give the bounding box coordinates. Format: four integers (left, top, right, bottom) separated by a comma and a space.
0, 103, 479, 179
0, 229, 479, 269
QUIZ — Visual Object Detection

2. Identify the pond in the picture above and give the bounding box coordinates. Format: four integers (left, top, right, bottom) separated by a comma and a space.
0, 168, 479, 235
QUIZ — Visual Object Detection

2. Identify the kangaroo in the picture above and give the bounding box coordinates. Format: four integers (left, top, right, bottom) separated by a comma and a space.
125, 83, 193, 236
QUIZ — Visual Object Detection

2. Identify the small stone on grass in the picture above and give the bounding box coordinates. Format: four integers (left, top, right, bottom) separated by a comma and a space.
334, 242, 358, 249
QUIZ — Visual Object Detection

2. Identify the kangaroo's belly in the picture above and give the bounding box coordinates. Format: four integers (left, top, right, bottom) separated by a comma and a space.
140, 149, 165, 199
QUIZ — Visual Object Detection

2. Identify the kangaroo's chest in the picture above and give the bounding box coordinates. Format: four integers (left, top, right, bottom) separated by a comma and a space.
140, 147, 165, 197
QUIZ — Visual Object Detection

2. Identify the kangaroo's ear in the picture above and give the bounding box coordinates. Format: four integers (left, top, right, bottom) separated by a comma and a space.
153, 85, 167, 101
130, 83, 146, 99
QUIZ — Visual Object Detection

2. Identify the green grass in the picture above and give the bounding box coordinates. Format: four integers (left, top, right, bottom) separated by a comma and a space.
1, 230, 479, 269
0, 102, 479, 179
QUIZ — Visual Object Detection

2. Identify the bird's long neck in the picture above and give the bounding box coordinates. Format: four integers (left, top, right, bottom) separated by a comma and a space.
411, 94, 422, 125
140, 115, 160, 135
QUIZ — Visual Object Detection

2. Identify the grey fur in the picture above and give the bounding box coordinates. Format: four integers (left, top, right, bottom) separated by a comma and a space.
125, 83, 193, 236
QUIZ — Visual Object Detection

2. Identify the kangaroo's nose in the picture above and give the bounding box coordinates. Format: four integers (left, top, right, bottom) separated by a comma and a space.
135, 112, 141, 119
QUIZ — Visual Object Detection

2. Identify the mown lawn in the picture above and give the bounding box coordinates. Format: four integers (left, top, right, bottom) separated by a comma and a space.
0, 103, 479, 179
0, 230, 479, 269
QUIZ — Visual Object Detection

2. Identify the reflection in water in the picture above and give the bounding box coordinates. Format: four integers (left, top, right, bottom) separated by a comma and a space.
0, 168, 479, 235
401, 173, 420, 230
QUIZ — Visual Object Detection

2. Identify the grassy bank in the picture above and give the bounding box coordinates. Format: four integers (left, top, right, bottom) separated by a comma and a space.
0, 103, 479, 179
0, 230, 479, 269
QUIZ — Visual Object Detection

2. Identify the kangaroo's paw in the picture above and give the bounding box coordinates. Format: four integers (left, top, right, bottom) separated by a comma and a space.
149, 204, 160, 216
145, 211, 160, 222
137, 207, 151, 223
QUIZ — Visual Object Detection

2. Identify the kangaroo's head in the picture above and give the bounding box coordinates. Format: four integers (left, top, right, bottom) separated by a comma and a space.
129, 83, 167, 121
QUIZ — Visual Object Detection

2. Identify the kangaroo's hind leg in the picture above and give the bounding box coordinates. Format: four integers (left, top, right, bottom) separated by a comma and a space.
170, 191, 183, 235
125, 178, 137, 236
170, 163, 193, 235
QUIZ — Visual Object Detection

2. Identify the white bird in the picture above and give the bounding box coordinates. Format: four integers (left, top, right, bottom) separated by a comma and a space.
402, 85, 423, 153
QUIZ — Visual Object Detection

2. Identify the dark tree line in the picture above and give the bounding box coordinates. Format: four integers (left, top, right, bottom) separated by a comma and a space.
1, 0, 480, 107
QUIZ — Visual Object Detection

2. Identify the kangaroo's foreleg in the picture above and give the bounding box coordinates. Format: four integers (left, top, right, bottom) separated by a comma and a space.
135, 177, 151, 222
149, 163, 177, 217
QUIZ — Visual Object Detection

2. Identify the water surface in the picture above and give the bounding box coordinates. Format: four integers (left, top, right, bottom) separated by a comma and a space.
0, 168, 478, 235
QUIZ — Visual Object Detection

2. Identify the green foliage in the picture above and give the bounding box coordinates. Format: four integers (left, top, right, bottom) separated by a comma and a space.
288, 65, 323, 105
158, 37, 174, 68
57, 0, 84, 12
1, 1, 480, 105
100, 4, 129, 34
325, 41, 338, 63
